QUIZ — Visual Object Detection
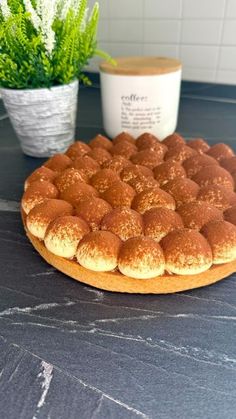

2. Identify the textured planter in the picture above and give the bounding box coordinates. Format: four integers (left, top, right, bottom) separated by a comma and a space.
1, 80, 79, 157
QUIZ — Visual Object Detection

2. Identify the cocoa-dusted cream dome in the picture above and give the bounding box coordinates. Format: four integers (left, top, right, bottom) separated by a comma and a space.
136, 132, 160, 150
110, 141, 137, 159
161, 229, 212, 275
77, 231, 122, 271
177, 201, 223, 230
101, 180, 136, 208
192, 165, 234, 190
143, 207, 183, 242
162, 178, 200, 207
90, 169, 120, 194
24, 166, 57, 191
224, 205, 236, 225
87, 147, 112, 165
65, 141, 91, 160
120, 164, 153, 183
165, 144, 197, 163
220, 156, 236, 174
207, 143, 234, 162
128, 175, 159, 194
75, 197, 112, 231
45, 215, 90, 258
54, 167, 88, 193
112, 131, 135, 145
22, 180, 59, 214
101, 155, 131, 174
60, 182, 98, 207
118, 236, 165, 279
201, 220, 236, 264
132, 187, 175, 214
131, 148, 164, 169
162, 133, 185, 149
26, 199, 73, 239
72, 155, 100, 178
188, 138, 210, 154
153, 160, 186, 186
101, 207, 143, 241
197, 184, 236, 210
44, 154, 72, 172
183, 154, 218, 178
89, 134, 112, 150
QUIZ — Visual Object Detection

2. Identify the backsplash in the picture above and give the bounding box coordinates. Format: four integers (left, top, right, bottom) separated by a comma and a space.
88, 0, 236, 85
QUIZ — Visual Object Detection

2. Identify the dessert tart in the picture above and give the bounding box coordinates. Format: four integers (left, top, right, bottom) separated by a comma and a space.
21, 133, 236, 293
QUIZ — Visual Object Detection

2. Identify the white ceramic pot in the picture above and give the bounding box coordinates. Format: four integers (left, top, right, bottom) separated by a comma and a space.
100, 57, 182, 140
1, 80, 79, 157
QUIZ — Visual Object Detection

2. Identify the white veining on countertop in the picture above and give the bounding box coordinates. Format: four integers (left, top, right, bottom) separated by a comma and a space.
7, 341, 149, 419
86, 287, 104, 302
33, 361, 53, 419
0, 301, 76, 317
0, 199, 20, 212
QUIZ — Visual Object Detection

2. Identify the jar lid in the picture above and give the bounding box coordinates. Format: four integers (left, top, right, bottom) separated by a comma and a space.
100, 56, 182, 76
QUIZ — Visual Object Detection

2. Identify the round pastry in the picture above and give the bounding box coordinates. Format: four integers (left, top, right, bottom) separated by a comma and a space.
112, 132, 135, 145
143, 207, 183, 242
161, 229, 212, 275
89, 134, 112, 150
118, 236, 165, 279
162, 133, 185, 148
153, 160, 186, 186
21, 132, 236, 294
65, 141, 91, 160
26, 199, 74, 239
128, 175, 159, 194
207, 143, 234, 162
188, 138, 210, 154
120, 165, 153, 183
101, 155, 131, 174
22, 180, 59, 214
87, 147, 112, 165
132, 187, 175, 214
110, 141, 137, 159
72, 155, 100, 178
201, 220, 236, 264
54, 167, 88, 193
75, 197, 112, 230
197, 184, 236, 210
183, 154, 218, 178
220, 156, 236, 174
192, 165, 234, 190
77, 231, 122, 271
165, 144, 197, 163
90, 169, 120, 194
44, 154, 72, 172
136, 132, 160, 150
101, 180, 136, 208
45, 215, 90, 258
60, 182, 98, 206
224, 205, 236, 225
24, 166, 57, 191
162, 178, 200, 207
101, 207, 143, 241
177, 201, 223, 230
131, 148, 164, 169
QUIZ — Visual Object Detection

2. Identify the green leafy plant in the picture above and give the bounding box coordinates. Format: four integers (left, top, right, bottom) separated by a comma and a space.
0, 0, 111, 88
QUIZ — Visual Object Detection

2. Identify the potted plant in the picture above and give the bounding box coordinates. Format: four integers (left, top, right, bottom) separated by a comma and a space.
0, 0, 109, 157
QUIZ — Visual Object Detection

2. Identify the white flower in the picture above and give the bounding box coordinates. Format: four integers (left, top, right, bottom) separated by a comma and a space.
0, 0, 11, 19
40, 0, 57, 56
23, 0, 41, 30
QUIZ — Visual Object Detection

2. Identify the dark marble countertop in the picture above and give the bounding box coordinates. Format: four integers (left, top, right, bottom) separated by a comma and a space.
0, 82, 236, 419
